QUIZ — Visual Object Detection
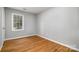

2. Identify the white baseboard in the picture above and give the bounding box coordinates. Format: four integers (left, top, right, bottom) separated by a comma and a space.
6, 34, 37, 40
5, 34, 79, 51
37, 35, 79, 51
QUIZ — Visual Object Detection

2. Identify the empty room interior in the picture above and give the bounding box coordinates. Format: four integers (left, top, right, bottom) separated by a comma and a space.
0, 7, 79, 52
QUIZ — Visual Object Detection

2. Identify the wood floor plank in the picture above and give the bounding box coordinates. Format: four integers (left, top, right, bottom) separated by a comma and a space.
1, 35, 77, 52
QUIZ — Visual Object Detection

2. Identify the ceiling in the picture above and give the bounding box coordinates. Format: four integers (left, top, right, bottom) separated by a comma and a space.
9, 7, 50, 14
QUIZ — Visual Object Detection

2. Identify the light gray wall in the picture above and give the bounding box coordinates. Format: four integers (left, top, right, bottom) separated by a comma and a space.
5, 8, 38, 39
38, 7, 79, 49
0, 7, 3, 48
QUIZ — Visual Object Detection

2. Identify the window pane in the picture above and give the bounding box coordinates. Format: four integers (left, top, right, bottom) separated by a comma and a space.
12, 14, 23, 31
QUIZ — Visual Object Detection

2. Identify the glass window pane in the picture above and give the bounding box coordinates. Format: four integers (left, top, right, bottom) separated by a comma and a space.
13, 14, 23, 31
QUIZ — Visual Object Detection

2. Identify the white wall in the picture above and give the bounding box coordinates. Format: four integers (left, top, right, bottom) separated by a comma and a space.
5, 8, 38, 39
38, 7, 79, 49
0, 7, 5, 48
0, 8, 3, 48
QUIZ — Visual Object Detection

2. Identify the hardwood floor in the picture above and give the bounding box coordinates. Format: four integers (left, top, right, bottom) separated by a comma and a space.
0, 48, 1, 52
1, 35, 77, 52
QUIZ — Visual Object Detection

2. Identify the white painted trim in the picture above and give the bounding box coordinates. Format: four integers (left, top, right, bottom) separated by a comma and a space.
5, 34, 37, 40
5, 34, 79, 51
37, 35, 79, 51
12, 13, 24, 31
2, 7, 5, 40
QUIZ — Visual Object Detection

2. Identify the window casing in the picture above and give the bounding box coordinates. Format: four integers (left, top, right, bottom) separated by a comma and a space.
12, 13, 24, 31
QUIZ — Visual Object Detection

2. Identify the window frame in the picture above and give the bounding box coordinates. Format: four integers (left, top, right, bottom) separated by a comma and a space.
12, 13, 24, 31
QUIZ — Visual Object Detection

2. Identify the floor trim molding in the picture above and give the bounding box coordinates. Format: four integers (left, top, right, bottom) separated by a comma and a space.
37, 35, 79, 51
5, 34, 37, 40
4, 34, 79, 51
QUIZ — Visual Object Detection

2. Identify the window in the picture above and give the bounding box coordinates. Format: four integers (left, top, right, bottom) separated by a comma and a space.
12, 13, 24, 31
